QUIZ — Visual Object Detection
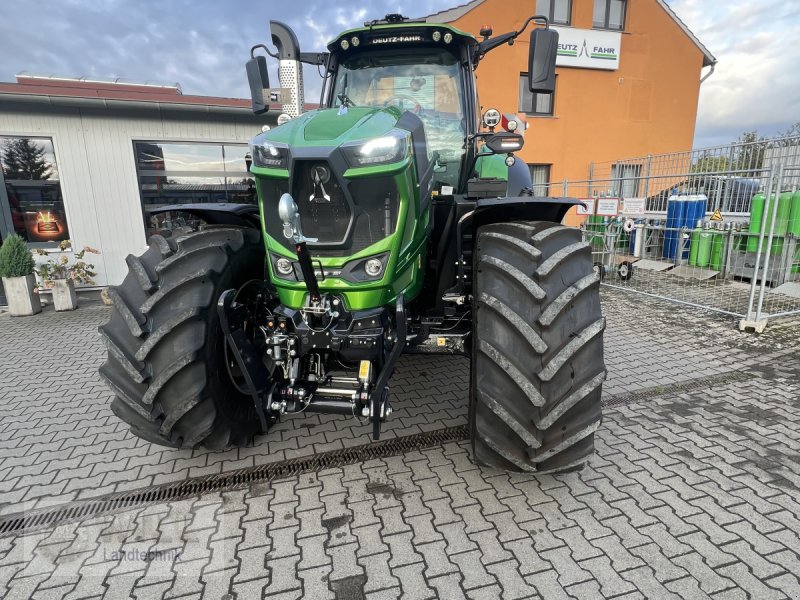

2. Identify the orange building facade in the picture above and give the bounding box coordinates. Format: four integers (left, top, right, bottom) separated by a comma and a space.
428, 0, 715, 204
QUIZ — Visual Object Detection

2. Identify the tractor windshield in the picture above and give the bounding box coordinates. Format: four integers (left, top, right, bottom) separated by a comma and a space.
332, 48, 466, 190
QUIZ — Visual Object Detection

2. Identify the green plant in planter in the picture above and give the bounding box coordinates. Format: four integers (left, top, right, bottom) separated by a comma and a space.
0, 234, 36, 278
35, 239, 100, 287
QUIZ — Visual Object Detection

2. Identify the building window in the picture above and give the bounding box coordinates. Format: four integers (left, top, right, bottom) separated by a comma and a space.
519, 74, 555, 116
133, 141, 255, 239
536, 0, 572, 25
0, 136, 70, 245
593, 0, 626, 30
528, 164, 551, 197
612, 163, 641, 197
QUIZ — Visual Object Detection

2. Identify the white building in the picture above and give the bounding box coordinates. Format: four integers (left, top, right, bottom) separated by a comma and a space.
0, 74, 277, 298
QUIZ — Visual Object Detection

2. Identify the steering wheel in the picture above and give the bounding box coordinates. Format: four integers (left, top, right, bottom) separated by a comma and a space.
383, 94, 422, 114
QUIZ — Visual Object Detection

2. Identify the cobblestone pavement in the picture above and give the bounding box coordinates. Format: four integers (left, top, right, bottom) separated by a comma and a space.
0, 290, 799, 599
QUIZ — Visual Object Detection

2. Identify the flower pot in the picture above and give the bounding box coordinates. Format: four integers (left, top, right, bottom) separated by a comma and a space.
52, 279, 78, 311
2, 274, 42, 316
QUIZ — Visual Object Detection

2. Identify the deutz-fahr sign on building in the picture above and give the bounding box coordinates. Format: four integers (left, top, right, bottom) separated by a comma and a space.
553, 27, 621, 70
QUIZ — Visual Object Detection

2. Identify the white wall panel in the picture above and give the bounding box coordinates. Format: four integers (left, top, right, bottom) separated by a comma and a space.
0, 103, 266, 285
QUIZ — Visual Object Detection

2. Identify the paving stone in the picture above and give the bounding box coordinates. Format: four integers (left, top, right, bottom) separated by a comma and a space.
2, 294, 800, 600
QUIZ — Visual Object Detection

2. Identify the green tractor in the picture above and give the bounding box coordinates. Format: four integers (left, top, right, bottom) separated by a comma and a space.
100, 13, 605, 474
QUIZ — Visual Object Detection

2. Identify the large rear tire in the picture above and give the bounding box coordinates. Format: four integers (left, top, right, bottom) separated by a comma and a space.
99, 227, 266, 450
470, 221, 605, 473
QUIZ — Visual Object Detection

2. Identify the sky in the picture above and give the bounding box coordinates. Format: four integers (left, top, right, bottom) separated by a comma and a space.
0, 0, 798, 149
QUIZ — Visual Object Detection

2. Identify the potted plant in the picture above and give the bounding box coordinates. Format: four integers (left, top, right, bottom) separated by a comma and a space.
0, 233, 41, 316
35, 240, 100, 311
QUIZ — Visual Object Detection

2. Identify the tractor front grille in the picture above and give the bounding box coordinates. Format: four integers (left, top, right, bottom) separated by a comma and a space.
293, 161, 352, 246
259, 160, 401, 258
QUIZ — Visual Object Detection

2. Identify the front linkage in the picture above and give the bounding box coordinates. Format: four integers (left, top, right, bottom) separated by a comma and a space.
217, 193, 408, 440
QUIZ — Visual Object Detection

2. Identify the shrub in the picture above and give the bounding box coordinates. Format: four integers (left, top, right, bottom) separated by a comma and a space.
0, 234, 35, 278
34, 240, 100, 286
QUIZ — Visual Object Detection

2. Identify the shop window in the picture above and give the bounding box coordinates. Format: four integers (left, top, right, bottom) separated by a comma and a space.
133, 141, 255, 239
528, 164, 551, 197
536, 0, 572, 26
519, 74, 555, 116
593, 0, 626, 30
0, 136, 70, 245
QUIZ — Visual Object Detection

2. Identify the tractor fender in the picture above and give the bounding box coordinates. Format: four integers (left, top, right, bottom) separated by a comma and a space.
147, 203, 262, 229
472, 196, 585, 229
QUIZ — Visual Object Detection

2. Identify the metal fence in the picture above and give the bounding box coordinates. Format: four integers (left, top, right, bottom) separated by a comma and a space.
553, 136, 800, 331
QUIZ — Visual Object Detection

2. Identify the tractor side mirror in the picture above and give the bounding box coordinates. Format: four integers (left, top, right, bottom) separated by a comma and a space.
528, 28, 558, 93
485, 132, 525, 154
246, 55, 270, 115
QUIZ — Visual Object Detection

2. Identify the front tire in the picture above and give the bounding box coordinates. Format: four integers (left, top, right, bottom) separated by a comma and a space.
470, 221, 605, 473
99, 227, 266, 449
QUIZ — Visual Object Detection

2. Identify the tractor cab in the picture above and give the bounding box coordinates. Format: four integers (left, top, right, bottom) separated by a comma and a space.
246, 14, 558, 198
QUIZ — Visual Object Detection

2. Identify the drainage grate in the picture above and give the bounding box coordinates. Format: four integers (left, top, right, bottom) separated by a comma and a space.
0, 425, 469, 538
602, 371, 753, 409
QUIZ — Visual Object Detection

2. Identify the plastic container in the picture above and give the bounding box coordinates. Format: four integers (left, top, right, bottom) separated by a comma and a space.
747, 193, 766, 253
689, 221, 702, 266
770, 192, 793, 255
748, 192, 792, 255
696, 227, 713, 267
710, 229, 726, 271
686, 197, 708, 235
790, 190, 800, 236
586, 215, 605, 249
664, 196, 688, 259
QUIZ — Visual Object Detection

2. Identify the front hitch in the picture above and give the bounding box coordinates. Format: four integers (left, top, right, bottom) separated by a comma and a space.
370, 295, 406, 440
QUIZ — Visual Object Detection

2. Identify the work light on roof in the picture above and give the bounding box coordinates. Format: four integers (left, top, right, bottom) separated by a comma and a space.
432, 30, 441, 42
351, 36, 360, 47
443, 32, 453, 44
340, 38, 349, 50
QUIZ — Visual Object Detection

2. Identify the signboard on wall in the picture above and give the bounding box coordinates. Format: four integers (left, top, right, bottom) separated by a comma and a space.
552, 27, 622, 71
576, 198, 596, 216
621, 198, 646, 215
596, 198, 620, 216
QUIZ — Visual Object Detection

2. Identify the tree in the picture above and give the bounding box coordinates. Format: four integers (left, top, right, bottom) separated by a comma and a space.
1, 138, 52, 180
777, 121, 800, 142
732, 130, 766, 176
691, 155, 729, 174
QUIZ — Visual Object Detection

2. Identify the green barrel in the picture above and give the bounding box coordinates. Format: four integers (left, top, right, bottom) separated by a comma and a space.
587, 215, 605, 249
789, 190, 800, 236
738, 223, 749, 251
770, 192, 793, 255
791, 192, 800, 274
697, 229, 713, 267
747, 193, 766, 253
689, 224, 702, 266
710, 230, 726, 270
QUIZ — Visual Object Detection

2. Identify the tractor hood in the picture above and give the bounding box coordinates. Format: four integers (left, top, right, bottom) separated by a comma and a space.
256, 106, 402, 148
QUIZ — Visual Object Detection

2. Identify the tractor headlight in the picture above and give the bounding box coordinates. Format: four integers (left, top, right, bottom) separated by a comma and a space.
341, 130, 409, 167
270, 253, 298, 280
275, 257, 294, 276
250, 141, 288, 169
365, 258, 383, 277
342, 253, 390, 282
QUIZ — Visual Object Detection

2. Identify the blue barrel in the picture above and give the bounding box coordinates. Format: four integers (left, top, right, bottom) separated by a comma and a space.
682, 195, 708, 259
664, 196, 687, 259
